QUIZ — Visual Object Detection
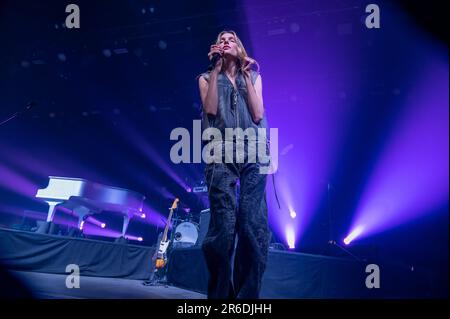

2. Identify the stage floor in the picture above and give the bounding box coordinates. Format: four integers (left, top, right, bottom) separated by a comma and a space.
10, 270, 206, 299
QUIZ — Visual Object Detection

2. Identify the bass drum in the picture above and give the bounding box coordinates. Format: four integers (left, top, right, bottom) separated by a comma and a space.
173, 222, 199, 248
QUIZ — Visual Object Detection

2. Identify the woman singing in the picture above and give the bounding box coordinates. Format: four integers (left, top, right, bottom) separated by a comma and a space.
198, 30, 270, 299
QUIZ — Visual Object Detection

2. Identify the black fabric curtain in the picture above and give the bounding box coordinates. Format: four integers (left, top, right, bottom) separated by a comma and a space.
0, 227, 154, 280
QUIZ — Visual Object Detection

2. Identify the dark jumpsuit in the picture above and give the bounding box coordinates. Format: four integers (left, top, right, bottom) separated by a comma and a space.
199, 69, 271, 299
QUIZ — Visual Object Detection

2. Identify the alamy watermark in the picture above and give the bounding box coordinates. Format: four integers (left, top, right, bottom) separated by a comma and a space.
65, 264, 80, 288
169, 120, 278, 174
65, 4, 80, 29
365, 4, 381, 29
365, 264, 380, 289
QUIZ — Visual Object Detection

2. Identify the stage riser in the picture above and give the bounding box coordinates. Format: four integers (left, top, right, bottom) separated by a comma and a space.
0, 228, 154, 280
166, 247, 432, 298
0, 228, 433, 298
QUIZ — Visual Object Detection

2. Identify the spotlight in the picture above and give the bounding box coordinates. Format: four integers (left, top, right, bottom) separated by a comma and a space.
138, 237, 143, 242
185, 187, 192, 193
101, 223, 106, 229
289, 210, 297, 219
140, 213, 146, 219
286, 226, 295, 249
343, 226, 364, 245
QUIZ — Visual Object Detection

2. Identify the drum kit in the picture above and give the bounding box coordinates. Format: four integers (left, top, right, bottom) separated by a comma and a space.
169, 207, 211, 249
171, 209, 200, 248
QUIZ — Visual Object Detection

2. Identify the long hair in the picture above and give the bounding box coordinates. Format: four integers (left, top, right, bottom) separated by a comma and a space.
215, 30, 260, 73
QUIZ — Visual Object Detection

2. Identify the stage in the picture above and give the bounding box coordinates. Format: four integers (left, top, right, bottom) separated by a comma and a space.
0, 227, 435, 299
4, 270, 206, 299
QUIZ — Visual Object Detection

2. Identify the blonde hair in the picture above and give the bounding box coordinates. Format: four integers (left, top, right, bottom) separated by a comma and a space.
215, 30, 259, 73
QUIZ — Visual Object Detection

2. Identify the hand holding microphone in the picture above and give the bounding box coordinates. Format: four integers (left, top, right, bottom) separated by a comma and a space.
208, 44, 223, 72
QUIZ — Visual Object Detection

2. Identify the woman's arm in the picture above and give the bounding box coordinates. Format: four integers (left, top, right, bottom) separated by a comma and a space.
199, 45, 223, 116
199, 70, 220, 116
243, 72, 264, 124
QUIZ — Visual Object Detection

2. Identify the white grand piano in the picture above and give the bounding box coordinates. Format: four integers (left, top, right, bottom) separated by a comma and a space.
35, 176, 145, 239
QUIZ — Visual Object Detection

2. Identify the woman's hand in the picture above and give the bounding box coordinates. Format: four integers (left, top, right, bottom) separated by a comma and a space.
241, 57, 257, 80
208, 44, 223, 72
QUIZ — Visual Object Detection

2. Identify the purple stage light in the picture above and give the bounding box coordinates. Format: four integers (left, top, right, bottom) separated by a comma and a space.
140, 213, 146, 219
125, 234, 143, 242
286, 225, 296, 249
0, 163, 39, 199
0, 144, 115, 187
347, 58, 448, 241
343, 226, 364, 245
101, 223, 106, 229
159, 187, 176, 200
86, 216, 107, 228
289, 210, 297, 219
111, 119, 191, 192
243, 0, 360, 247
82, 225, 121, 238
139, 203, 168, 228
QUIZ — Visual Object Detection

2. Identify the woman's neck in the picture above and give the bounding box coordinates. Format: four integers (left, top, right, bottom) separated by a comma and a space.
223, 58, 238, 78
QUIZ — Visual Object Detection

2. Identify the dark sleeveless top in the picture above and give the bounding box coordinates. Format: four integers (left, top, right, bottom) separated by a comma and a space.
199, 70, 268, 143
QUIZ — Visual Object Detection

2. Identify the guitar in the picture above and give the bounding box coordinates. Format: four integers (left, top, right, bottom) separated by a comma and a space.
155, 198, 179, 269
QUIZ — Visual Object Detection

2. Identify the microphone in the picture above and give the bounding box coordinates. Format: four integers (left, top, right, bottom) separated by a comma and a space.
208, 52, 221, 71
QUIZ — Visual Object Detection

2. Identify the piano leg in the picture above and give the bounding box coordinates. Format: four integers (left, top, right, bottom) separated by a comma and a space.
121, 210, 135, 237
73, 206, 91, 235
36, 201, 61, 234
114, 211, 135, 244
46, 201, 60, 222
